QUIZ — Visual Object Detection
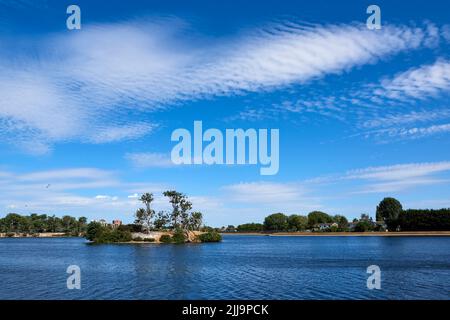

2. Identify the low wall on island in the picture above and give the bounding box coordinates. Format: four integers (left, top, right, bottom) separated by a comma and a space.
130, 230, 204, 243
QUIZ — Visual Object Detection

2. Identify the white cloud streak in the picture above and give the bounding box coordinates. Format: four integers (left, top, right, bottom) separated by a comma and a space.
0, 19, 440, 152
374, 59, 450, 102
125, 152, 174, 168
310, 161, 450, 193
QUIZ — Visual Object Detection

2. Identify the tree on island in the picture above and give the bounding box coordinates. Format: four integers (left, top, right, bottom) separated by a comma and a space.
132, 191, 204, 234
163, 190, 201, 231
154, 211, 170, 230
376, 197, 403, 231
134, 193, 155, 234
190, 212, 203, 231
163, 190, 183, 228
179, 196, 193, 231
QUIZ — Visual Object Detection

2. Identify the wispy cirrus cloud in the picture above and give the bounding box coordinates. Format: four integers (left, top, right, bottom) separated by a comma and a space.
0, 19, 442, 153
125, 152, 174, 168
345, 162, 450, 181
89, 123, 156, 144
244, 58, 450, 142
308, 161, 450, 193
374, 59, 450, 102
361, 109, 450, 129
221, 181, 323, 214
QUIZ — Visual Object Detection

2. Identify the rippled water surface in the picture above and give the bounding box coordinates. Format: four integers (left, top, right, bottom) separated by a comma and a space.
0, 235, 449, 299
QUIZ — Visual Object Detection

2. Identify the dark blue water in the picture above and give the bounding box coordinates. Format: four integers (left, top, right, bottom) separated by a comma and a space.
0, 235, 449, 299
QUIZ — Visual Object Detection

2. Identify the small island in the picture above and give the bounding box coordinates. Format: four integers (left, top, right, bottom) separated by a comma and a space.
85, 190, 221, 244
0, 190, 221, 244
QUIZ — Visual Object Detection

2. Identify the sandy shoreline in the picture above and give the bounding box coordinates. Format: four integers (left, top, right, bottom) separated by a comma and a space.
221, 231, 450, 237
0, 232, 68, 238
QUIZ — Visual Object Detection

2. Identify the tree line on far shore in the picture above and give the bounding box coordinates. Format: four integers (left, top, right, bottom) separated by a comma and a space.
0, 213, 87, 236
227, 198, 450, 233
2, 197, 449, 237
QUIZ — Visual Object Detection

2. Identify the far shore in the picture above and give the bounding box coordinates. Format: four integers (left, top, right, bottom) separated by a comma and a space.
221, 231, 450, 237
0, 232, 69, 238
3, 231, 450, 239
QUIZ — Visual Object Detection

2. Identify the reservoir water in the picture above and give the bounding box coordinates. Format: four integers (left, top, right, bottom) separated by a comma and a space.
0, 235, 449, 299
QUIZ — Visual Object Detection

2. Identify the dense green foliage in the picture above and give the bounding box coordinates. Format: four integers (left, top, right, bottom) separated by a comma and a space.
263, 213, 289, 231
287, 214, 308, 231
236, 223, 264, 232
85, 222, 132, 243
172, 228, 187, 244
333, 215, 349, 231
307, 211, 333, 226
236, 198, 450, 233
198, 231, 222, 242
159, 234, 172, 243
0, 213, 87, 235
399, 209, 450, 231
86, 222, 102, 241
376, 197, 403, 230
354, 220, 373, 232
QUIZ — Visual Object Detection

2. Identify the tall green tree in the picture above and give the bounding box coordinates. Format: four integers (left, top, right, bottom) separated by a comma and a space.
154, 211, 170, 230
134, 193, 155, 234
163, 190, 183, 228
307, 211, 333, 227
264, 213, 289, 231
190, 211, 203, 230
287, 214, 308, 231
78, 217, 87, 234
179, 197, 193, 230
376, 197, 403, 231
333, 215, 349, 231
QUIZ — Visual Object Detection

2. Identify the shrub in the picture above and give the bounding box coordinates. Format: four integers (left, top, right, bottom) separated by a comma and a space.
159, 234, 172, 243
198, 231, 222, 242
354, 220, 373, 232
86, 222, 103, 241
143, 237, 155, 242
133, 236, 143, 241
172, 228, 186, 244
237, 223, 264, 232
6, 232, 15, 237
85, 222, 132, 243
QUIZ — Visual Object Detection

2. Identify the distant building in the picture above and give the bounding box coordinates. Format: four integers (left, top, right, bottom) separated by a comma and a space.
112, 220, 122, 228
315, 223, 336, 231
98, 219, 108, 226
348, 222, 357, 231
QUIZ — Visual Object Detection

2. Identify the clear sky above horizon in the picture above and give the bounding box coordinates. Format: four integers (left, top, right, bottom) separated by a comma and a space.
1, 0, 450, 226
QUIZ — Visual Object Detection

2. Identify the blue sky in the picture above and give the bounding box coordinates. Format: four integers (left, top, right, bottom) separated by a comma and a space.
1, 0, 450, 226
